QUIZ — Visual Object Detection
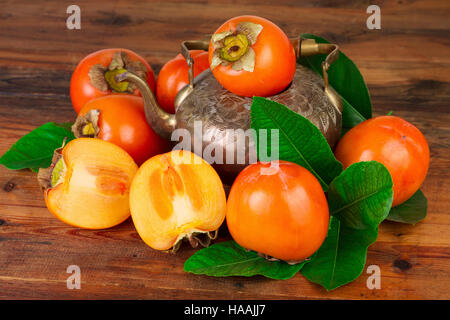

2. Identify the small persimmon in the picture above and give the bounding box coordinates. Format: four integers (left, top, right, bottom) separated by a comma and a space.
226, 161, 329, 263
129, 150, 226, 251
38, 138, 138, 229
156, 50, 210, 114
335, 115, 430, 207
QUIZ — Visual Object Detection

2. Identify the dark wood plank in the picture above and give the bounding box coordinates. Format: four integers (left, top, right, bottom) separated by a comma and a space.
0, 0, 449, 299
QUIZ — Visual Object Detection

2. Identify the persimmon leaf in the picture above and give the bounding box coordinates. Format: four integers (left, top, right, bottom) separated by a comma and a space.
328, 161, 394, 229
184, 241, 308, 280
250, 97, 343, 190
301, 217, 378, 291
0, 122, 75, 172
387, 189, 427, 224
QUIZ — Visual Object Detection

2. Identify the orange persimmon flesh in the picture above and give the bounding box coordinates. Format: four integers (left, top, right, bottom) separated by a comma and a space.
45, 138, 138, 229
130, 150, 226, 251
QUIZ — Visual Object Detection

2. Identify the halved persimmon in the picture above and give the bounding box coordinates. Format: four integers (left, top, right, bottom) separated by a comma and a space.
129, 150, 226, 251
38, 138, 138, 229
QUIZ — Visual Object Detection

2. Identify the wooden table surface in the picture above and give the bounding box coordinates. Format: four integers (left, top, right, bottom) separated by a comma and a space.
0, 0, 449, 300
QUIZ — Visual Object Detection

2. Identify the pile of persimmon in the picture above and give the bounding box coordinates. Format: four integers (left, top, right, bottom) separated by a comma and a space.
37, 15, 429, 266
70, 48, 170, 165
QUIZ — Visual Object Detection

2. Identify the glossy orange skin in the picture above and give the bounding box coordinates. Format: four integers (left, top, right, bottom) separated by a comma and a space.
335, 116, 429, 207
70, 48, 156, 113
156, 50, 210, 114
226, 161, 329, 262
208, 15, 296, 97
79, 95, 170, 165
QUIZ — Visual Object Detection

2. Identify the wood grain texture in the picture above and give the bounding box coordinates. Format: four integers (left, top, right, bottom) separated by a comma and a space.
0, 0, 449, 299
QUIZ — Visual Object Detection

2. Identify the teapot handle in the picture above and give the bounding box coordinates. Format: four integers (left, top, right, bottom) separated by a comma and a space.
175, 37, 211, 108
292, 37, 343, 113
179, 36, 342, 113
180, 36, 211, 87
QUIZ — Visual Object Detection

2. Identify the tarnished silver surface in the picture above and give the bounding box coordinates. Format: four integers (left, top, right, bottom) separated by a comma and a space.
175, 64, 342, 179
120, 63, 342, 181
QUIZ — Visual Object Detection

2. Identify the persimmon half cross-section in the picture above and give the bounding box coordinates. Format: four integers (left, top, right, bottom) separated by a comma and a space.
130, 150, 226, 251
39, 138, 138, 229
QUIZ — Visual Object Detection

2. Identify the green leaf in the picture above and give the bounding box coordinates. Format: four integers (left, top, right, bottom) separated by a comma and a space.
184, 241, 308, 280
250, 97, 343, 190
301, 217, 378, 291
341, 98, 367, 134
328, 161, 394, 229
387, 189, 427, 224
301, 161, 393, 290
299, 33, 372, 131
0, 122, 75, 171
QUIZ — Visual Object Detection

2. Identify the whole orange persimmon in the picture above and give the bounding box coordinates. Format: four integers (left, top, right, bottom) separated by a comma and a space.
335, 115, 429, 207
74, 95, 170, 165
208, 15, 296, 97
70, 48, 156, 114
156, 50, 210, 114
226, 161, 329, 263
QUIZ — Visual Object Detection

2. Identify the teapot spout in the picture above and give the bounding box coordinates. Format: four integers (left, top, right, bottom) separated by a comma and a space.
116, 72, 176, 140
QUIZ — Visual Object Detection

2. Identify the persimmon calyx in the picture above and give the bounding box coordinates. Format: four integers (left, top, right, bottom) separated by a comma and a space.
88, 51, 147, 93
72, 109, 100, 138
170, 229, 219, 253
37, 145, 66, 191
210, 22, 263, 72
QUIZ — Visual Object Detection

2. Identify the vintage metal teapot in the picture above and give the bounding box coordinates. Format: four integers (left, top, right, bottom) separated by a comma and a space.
118, 37, 342, 181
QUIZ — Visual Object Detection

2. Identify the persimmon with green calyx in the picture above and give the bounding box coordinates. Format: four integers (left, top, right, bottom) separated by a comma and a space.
130, 150, 227, 252
226, 161, 330, 263
72, 95, 170, 166
208, 15, 296, 97
38, 138, 138, 229
70, 48, 156, 113
156, 50, 210, 114
335, 115, 429, 207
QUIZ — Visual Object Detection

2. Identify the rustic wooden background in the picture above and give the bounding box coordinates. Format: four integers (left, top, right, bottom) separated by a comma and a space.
0, 0, 449, 299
